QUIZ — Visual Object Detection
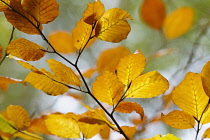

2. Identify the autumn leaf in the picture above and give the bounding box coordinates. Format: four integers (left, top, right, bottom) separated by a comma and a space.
0, 77, 23, 92
45, 114, 80, 138
0, 115, 16, 134
140, 0, 166, 29
201, 61, 210, 98
141, 133, 181, 140
202, 127, 210, 139
82, 68, 96, 78
48, 31, 76, 53
121, 126, 136, 140
115, 102, 144, 120
126, 71, 169, 98
97, 46, 130, 75
117, 50, 146, 85
6, 38, 46, 61
83, 0, 104, 25
17, 60, 40, 73
200, 105, 210, 125
99, 125, 110, 140
0, 0, 9, 12
13, 131, 43, 140
95, 8, 132, 43
92, 71, 124, 106
4, 0, 42, 34
172, 72, 209, 120
22, 0, 59, 24
72, 19, 93, 50
161, 110, 195, 129
163, 7, 194, 39
47, 59, 82, 86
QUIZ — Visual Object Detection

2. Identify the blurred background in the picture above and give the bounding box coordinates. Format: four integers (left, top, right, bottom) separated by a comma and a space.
1, 0, 210, 139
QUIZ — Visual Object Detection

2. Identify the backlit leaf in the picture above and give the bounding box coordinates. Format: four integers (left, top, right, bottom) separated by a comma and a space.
161, 110, 195, 129
202, 127, 210, 139
201, 61, 210, 98
0, 0, 9, 12
117, 50, 146, 85
115, 102, 144, 120
126, 71, 169, 98
72, 19, 93, 50
13, 130, 43, 140
22, 0, 59, 24
200, 105, 210, 125
6, 105, 31, 130
83, 0, 104, 25
82, 68, 96, 78
6, 38, 46, 61
48, 31, 76, 53
17, 61, 40, 73
99, 125, 110, 140
172, 72, 209, 120
95, 8, 132, 43
47, 59, 82, 87
45, 114, 80, 138
0, 77, 23, 92
92, 71, 124, 106
141, 133, 181, 140
163, 7, 194, 39
24, 71, 69, 96
0, 115, 16, 134
140, 0, 166, 29
121, 126, 136, 140
97, 46, 130, 75
4, 0, 42, 34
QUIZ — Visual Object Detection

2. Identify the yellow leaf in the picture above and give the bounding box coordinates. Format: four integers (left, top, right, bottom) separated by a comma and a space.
22, 0, 59, 24
47, 59, 82, 87
121, 126, 136, 140
6, 38, 46, 61
6, 105, 31, 130
117, 50, 146, 85
95, 8, 132, 43
92, 71, 124, 106
4, 0, 42, 35
83, 0, 104, 25
24, 71, 69, 96
0, 77, 23, 92
97, 46, 130, 75
13, 130, 43, 140
72, 19, 93, 50
202, 127, 210, 139
99, 125, 110, 140
141, 133, 181, 140
0, 45, 2, 59
200, 105, 210, 125
115, 102, 144, 120
201, 61, 210, 98
126, 71, 169, 98
82, 68, 96, 78
45, 114, 80, 138
140, 0, 166, 29
17, 61, 40, 73
0, 115, 16, 134
163, 7, 194, 39
0, 0, 9, 12
161, 110, 195, 129
172, 72, 209, 120
48, 31, 76, 53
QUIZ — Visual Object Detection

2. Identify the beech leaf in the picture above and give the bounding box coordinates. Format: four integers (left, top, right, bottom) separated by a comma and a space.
95, 8, 132, 43
121, 126, 136, 140
202, 127, 210, 139
201, 61, 210, 98
6, 38, 46, 61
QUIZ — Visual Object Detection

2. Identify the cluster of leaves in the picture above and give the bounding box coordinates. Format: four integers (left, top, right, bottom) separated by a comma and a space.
0, 0, 209, 140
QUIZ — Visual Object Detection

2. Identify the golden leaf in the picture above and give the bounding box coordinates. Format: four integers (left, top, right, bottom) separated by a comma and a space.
140, 0, 166, 29
201, 61, 210, 98
97, 46, 130, 75
13, 130, 43, 140
45, 114, 80, 138
6, 105, 31, 130
161, 110, 195, 129
0, 46, 2, 59
82, 68, 96, 78
115, 102, 144, 120
0, 0, 9, 12
6, 38, 46, 61
0, 115, 16, 134
17, 61, 40, 73
172, 72, 209, 120
92, 71, 124, 106
72, 19, 93, 50
126, 71, 169, 98
47, 59, 82, 87
22, 0, 59, 24
202, 127, 210, 139
163, 7, 194, 39
0, 77, 23, 92
99, 125, 110, 140
200, 105, 210, 125
48, 31, 76, 53
121, 126, 136, 140
141, 133, 181, 140
117, 50, 146, 85
83, 0, 104, 25
24, 71, 69, 96
95, 8, 132, 43
4, 0, 42, 35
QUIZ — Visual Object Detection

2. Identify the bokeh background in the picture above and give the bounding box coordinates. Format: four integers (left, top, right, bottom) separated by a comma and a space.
1, 0, 210, 139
